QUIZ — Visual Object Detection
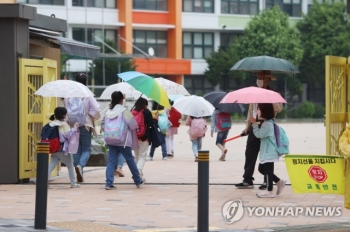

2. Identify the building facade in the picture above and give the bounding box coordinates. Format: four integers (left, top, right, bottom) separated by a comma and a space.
14, 0, 336, 101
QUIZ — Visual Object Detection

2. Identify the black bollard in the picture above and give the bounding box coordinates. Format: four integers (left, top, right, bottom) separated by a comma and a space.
34, 142, 50, 229
197, 150, 209, 232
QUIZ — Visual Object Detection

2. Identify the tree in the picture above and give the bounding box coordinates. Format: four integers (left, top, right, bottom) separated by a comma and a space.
89, 39, 136, 86
235, 6, 304, 99
296, 2, 350, 86
204, 44, 246, 89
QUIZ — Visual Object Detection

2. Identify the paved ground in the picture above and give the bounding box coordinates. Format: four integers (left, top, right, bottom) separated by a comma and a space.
2, 122, 350, 231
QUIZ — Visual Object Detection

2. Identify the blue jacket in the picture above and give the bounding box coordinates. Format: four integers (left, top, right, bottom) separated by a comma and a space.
252, 120, 279, 162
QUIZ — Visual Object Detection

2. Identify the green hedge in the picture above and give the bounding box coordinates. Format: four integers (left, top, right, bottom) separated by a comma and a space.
287, 101, 324, 119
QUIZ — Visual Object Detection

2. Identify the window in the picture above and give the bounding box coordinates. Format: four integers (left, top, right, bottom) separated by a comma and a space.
17, 0, 65, 5
184, 75, 213, 95
221, 0, 259, 15
133, 30, 167, 57
72, 28, 117, 46
183, 32, 213, 59
183, 0, 214, 13
220, 32, 243, 49
133, 0, 167, 11
266, 0, 301, 17
72, 0, 116, 8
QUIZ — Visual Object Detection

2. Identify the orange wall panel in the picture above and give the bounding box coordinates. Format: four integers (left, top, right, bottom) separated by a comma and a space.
132, 11, 169, 24
168, 0, 182, 59
134, 58, 191, 75
118, 0, 132, 54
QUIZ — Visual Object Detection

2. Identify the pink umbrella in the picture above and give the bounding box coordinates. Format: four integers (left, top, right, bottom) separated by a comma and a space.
220, 86, 287, 104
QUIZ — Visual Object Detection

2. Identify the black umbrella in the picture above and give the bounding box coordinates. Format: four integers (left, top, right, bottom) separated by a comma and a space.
203, 91, 245, 113
231, 55, 300, 74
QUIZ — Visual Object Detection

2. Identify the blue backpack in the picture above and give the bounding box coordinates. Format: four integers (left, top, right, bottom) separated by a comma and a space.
158, 111, 170, 133
41, 124, 61, 154
271, 121, 289, 156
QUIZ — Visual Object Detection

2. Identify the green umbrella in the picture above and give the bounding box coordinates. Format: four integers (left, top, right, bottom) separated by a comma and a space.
118, 71, 171, 109
231, 55, 300, 74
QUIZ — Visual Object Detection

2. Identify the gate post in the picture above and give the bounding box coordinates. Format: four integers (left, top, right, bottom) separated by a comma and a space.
197, 150, 209, 232
34, 142, 50, 229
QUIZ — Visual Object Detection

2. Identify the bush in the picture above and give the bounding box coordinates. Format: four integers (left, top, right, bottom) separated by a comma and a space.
232, 113, 245, 120
288, 101, 315, 118
313, 104, 325, 118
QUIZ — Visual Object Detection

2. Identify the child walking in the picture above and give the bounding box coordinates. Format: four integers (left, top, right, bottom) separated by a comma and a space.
211, 108, 230, 161
250, 103, 286, 198
185, 116, 207, 162
46, 107, 80, 188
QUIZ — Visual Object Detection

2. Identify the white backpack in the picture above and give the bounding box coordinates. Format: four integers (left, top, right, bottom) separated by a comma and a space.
66, 97, 86, 127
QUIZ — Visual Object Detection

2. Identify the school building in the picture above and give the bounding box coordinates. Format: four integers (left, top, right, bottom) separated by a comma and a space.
6, 0, 336, 103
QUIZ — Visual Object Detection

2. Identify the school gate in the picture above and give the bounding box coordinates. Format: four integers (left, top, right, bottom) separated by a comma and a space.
325, 56, 350, 156
18, 58, 58, 180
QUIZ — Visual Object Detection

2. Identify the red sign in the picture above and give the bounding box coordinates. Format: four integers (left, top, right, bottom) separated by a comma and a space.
308, 166, 328, 183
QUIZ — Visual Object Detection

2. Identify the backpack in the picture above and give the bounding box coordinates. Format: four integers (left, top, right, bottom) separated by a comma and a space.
41, 123, 61, 154
190, 117, 207, 137
104, 113, 128, 147
150, 119, 165, 148
66, 97, 86, 127
132, 109, 146, 138
158, 111, 170, 133
271, 122, 289, 156
168, 107, 181, 128
216, 112, 232, 131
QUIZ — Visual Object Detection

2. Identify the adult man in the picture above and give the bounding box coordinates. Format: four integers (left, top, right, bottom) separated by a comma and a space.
65, 73, 101, 182
235, 70, 283, 189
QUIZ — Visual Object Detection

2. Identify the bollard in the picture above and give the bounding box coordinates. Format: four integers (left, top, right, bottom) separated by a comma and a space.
34, 142, 50, 229
197, 150, 209, 232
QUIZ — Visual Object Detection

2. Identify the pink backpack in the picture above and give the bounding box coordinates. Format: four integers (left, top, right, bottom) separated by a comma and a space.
189, 117, 207, 137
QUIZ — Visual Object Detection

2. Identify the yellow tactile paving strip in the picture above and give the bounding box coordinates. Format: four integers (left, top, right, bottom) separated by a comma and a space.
47, 221, 130, 231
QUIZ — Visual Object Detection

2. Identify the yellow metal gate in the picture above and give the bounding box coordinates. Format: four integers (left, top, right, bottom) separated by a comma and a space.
18, 58, 58, 179
325, 56, 350, 156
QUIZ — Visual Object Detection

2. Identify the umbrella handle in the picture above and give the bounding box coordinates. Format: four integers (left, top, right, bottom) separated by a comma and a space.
224, 133, 246, 143
131, 93, 143, 110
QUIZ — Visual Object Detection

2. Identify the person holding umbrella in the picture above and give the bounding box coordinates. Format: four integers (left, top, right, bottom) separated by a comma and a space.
235, 70, 283, 189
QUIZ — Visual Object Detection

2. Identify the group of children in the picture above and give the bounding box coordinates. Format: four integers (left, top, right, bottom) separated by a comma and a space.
183, 103, 285, 198
44, 90, 284, 197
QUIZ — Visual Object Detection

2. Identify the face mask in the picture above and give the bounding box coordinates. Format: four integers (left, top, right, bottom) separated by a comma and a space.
256, 79, 264, 88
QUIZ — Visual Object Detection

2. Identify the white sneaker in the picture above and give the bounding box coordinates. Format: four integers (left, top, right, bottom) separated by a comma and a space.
71, 183, 80, 188
276, 179, 287, 195
256, 191, 275, 198
137, 179, 145, 188
162, 157, 167, 160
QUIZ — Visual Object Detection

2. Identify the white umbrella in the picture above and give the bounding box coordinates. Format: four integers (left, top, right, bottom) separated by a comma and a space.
155, 77, 190, 96
35, 80, 94, 98
99, 82, 149, 100
173, 95, 215, 117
